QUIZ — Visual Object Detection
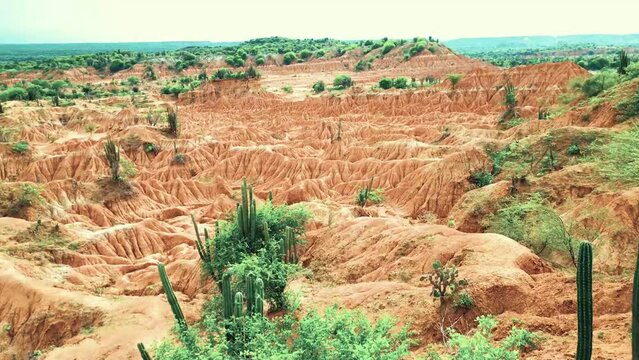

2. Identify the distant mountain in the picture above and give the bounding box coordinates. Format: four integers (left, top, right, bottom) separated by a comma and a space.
444, 34, 639, 52
0, 41, 239, 61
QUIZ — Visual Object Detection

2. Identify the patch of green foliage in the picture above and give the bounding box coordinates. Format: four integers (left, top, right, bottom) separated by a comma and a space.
580, 70, 619, 97
485, 193, 579, 266
615, 87, 639, 121
332, 74, 352, 90
470, 170, 494, 187
281, 85, 293, 94
591, 125, 639, 184
428, 315, 541, 359
154, 305, 413, 360
312, 80, 326, 93
11, 140, 29, 154
210, 200, 310, 311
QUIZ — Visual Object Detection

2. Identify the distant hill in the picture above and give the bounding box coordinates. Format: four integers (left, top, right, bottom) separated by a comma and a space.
0, 41, 239, 61
444, 34, 639, 52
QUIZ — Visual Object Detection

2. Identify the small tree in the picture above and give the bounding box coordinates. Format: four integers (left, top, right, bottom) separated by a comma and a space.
379, 78, 393, 90
448, 74, 463, 90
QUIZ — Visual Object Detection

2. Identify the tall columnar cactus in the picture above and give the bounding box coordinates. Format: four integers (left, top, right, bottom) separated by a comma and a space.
237, 178, 258, 251
282, 226, 298, 264
255, 278, 265, 316
268, 191, 273, 203
356, 177, 375, 207
234, 292, 244, 317
191, 214, 214, 278
576, 242, 593, 360
103, 137, 120, 181
137, 342, 152, 360
632, 247, 639, 359
246, 272, 256, 315
167, 107, 179, 137
158, 263, 186, 329
222, 272, 233, 320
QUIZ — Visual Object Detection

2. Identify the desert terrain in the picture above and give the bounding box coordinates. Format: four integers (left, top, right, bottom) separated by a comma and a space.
0, 38, 638, 359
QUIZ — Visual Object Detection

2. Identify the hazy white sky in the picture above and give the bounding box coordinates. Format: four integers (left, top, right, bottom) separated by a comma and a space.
1, 0, 638, 44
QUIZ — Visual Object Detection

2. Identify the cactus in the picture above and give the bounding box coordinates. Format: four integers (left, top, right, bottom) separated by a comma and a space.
255, 278, 265, 316
234, 292, 244, 317
576, 242, 593, 360
282, 226, 298, 264
222, 272, 233, 320
619, 49, 629, 75
246, 272, 256, 315
103, 137, 120, 181
167, 107, 179, 137
191, 214, 214, 278
632, 247, 639, 359
336, 119, 342, 141
356, 177, 374, 207
158, 263, 186, 329
268, 190, 273, 203
137, 343, 152, 360
237, 178, 258, 251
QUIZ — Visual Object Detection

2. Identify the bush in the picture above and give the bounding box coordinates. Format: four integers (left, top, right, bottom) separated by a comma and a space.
616, 87, 639, 120
127, 76, 140, 86
157, 305, 413, 360
441, 316, 540, 359
408, 41, 427, 57
283, 52, 297, 65
225, 55, 244, 67
486, 193, 578, 266
382, 41, 396, 55
312, 80, 325, 93
379, 77, 393, 89
566, 143, 581, 156
0, 87, 28, 101
333, 74, 352, 89
453, 292, 474, 309
392, 77, 408, 89
11, 141, 29, 154
470, 170, 494, 187
300, 49, 312, 60
580, 70, 619, 97
255, 55, 265, 65
447, 73, 463, 89
109, 59, 126, 73
282, 85, 293, 94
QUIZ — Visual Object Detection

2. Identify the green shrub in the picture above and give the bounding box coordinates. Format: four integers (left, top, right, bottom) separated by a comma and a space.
282, 85, 293, 94
486, 193, 578, 266
470, 170, 494, 187
225, 55, 244, 67
109, 59, 126, 73
441, 316, 540, 359
447, 74, 463, 89
127, 76, 140, 86
580, 70, 619, 97
615, 87, 639, 120
422, 260, 468, 304
594, 126, 639, 184
382, 41, 396, 55
409, 41, 427, 57
300, 49, 312, 60
312, 80, 325, 93
392, 77, 408, 89
379, 77, 393, 89
333, 74, 352, 89
11, 141, 29, 154
567, 143, 581, 156
453, 292, 474, 309
255, 55, 265, 65
283, 52, 297, 65
156, 305, 413, 360
0, 87, 28, 101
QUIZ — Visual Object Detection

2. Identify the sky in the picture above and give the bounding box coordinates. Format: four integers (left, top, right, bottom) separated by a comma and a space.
1, 0, 638, 44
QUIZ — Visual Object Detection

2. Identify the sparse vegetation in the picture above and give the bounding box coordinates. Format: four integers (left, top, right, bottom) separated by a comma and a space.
312, 80, 325, 93
448, 74, 462, 89
103, 137, 120, 181
333, 74, 352, 90
11, 140, 29, 154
